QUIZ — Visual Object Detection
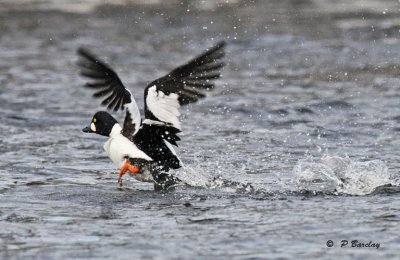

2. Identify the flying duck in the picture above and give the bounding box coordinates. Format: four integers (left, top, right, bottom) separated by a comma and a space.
78, 41, 226, 190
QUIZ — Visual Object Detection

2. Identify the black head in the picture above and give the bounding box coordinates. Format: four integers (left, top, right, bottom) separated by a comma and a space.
82, 111, 118, 137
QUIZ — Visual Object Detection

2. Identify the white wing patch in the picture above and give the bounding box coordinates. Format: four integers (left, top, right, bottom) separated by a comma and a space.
124, 89, 142, 136
142, 119, 167, 126
146, 85, 181, 130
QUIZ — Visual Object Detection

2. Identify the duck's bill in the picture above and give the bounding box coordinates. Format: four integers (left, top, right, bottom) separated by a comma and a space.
82, 126, 93, 133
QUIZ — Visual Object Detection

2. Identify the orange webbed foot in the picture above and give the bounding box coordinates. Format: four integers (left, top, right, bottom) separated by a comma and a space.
118, 160, 140, 187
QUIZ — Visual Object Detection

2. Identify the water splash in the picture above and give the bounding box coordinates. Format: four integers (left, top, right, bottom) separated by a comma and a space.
173, 166, 256, 194
293, 155, 398, 195
173, 166, 212, 188
173, 156, 399, 196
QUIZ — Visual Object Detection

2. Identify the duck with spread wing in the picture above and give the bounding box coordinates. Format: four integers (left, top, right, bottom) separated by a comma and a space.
78, 42, 226, 190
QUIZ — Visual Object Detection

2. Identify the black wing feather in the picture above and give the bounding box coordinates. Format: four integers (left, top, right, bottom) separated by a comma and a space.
153, 41, 225, 93
144, 41, 226, 120
77, 48, 131, 112
78, 47, 142, 138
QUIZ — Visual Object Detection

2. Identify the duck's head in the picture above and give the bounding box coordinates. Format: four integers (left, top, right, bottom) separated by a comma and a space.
82, 111, 118, 137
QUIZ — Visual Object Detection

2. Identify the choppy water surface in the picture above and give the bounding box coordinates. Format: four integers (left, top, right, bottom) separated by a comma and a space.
1, 0, 400, 258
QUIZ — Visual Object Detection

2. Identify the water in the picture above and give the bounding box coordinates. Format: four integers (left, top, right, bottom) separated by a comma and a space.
1, 0, 400, 258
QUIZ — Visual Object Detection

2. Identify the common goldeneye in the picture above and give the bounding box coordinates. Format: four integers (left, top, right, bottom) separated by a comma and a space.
78, 42, 226, 190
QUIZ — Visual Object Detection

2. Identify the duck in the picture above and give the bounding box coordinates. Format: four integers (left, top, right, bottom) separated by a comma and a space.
78, 41, 226, 190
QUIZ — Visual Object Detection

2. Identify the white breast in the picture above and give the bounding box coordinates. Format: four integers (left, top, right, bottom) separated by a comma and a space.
103, 124, 152, 167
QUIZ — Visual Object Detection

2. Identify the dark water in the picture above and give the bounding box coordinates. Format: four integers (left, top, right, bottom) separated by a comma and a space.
1, 0, 400, 259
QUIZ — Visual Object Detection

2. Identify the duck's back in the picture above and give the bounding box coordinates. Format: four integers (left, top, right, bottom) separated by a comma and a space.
132, 123, 182, 171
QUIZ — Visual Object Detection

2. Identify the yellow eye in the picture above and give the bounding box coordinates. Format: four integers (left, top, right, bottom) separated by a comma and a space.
93, 118, 97, 123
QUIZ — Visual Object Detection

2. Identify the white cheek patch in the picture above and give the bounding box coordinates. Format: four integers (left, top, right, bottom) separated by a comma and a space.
90, 122, 96, 132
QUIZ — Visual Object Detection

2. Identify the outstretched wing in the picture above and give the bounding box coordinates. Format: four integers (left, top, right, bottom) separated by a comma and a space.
77, 48, 141, 137
144, 41, 226, 130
